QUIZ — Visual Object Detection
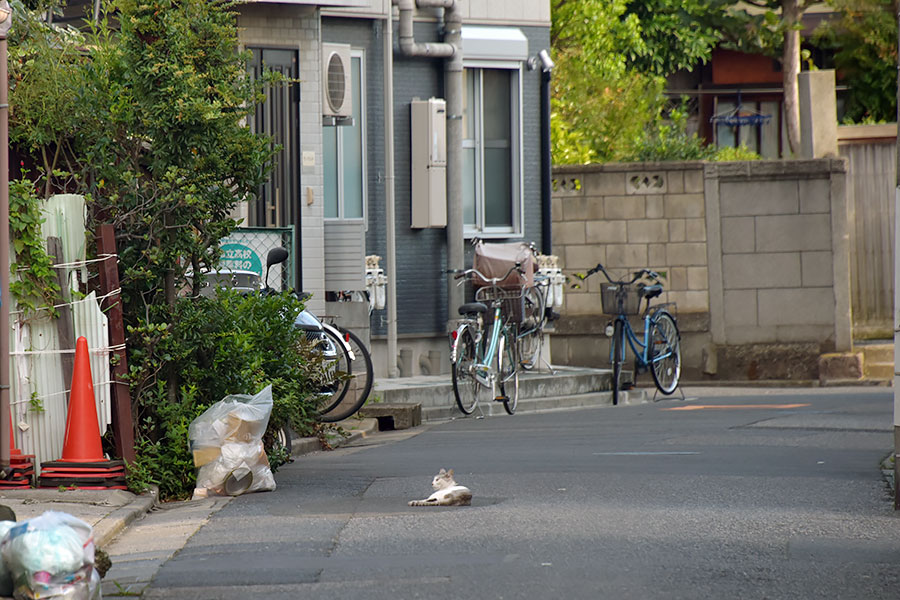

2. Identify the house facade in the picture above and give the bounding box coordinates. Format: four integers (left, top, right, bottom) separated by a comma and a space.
233, 0, 552, 377
667, 5, 840, 158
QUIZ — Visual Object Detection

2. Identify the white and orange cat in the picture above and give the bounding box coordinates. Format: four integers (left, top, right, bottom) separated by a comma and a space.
408, 468, 472, 506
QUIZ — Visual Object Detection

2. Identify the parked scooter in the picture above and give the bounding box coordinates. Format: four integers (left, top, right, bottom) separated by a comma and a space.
261, 249, 373, 423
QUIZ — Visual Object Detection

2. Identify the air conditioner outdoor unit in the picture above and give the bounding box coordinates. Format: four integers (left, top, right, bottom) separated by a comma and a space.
322, 43, 352, 118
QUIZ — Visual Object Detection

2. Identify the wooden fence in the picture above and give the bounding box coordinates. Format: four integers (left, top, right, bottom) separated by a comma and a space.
838, 126, 896, 339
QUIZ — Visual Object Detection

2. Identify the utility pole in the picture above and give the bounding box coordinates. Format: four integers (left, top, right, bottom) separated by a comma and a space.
893, 4, 900, 510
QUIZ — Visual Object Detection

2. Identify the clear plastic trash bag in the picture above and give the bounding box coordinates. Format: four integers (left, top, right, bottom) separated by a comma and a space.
189, 385, 276, 498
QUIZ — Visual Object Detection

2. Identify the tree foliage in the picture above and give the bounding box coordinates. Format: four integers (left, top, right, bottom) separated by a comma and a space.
551, 0, 830, 162
814, 0, 898, 123
10, 0, 276, 316
8, 0, 321, 498
622, 0, 731, 76
550, 0, 722, 163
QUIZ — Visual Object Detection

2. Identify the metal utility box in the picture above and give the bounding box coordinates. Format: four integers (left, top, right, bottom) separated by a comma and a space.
410, 98, 447, 228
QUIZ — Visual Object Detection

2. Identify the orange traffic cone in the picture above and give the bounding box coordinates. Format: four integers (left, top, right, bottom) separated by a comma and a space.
40, 336, 126, 489
58, 336, 104, 463
8, 413, 19, 456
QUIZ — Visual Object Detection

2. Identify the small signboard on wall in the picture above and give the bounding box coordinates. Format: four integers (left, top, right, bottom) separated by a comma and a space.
219, 227, 294, 291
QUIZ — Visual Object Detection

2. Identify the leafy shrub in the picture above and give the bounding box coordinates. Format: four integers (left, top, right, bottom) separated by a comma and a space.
713, 145, 761, 162
126, 289, 325, 499
621, 100, 716, 163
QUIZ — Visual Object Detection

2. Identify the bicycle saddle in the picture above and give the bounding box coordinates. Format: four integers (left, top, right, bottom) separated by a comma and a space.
458, 302, 488, 316
640, 284, 663, 300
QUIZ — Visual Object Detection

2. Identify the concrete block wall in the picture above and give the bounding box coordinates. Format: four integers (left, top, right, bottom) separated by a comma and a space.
550, 159, 851, 381
705, 160, 851, 352
552, 162, 710, 317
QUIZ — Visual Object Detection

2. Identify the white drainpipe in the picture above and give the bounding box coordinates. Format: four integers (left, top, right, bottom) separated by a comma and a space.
384, 7, 399, 377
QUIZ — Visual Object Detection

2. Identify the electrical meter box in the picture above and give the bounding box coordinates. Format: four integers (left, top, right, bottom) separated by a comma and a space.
410, 98, 447, 228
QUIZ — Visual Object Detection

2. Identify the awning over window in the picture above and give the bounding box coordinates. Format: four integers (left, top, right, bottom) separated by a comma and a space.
461, 26, 528, 62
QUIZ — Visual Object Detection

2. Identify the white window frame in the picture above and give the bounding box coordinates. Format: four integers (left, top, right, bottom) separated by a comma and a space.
324, 49, 367, 223
462, 59, 524, 239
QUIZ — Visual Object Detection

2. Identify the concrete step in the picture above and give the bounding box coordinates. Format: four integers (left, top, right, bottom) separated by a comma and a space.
864, 362, 893, 380
373, 366, 613, 408
419, 389, 650, 422
370, 366, 645, 423
856, 341, 893, 364
854, 340, 893, 381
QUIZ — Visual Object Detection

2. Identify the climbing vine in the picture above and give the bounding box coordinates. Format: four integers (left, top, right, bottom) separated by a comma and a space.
8, 175, 59, 317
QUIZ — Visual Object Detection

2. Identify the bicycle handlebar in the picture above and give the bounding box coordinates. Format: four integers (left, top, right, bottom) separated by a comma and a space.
444, 262, 525, 285
585, 263, 660, 285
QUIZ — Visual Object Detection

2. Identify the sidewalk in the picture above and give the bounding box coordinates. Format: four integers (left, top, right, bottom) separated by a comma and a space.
0, 417, 380, 550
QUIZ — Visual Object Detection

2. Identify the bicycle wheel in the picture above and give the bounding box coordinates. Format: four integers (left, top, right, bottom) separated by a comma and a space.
610, 319, 624, 406
518, 285, 545, 370
313, 325, 353, 418
275, 425, 293, 456
649, 311, 681, 395
452, 325, 484, 415
318, 326, 374, 423
499, 326, 519, 415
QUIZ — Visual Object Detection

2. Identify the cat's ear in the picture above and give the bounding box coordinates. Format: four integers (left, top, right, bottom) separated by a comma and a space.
447, 469, 454, 477
438, 468, 446, 475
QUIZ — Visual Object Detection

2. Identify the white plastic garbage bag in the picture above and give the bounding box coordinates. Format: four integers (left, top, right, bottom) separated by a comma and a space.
0, 511, 101, 600
189, 385, 276, 498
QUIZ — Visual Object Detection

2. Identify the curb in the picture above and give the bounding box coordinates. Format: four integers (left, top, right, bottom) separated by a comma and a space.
93, 421, 379, 547
93, 486, 158, 549
290, 418, 379, 458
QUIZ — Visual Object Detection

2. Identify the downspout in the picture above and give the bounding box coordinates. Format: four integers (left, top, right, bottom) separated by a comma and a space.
384, 9, 399, 377
537, 50, 553, 255
393, 0, 463, 324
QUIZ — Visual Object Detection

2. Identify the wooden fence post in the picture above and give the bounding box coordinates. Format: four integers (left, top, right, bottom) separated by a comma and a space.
96, 224, 135, 463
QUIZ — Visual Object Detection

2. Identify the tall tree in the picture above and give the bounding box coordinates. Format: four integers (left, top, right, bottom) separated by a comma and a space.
737, 0, 814, 156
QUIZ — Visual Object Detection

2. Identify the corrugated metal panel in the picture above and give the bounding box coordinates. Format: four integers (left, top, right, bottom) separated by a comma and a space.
72, 292, 112, 433
10, 293, 110, 473
11, 316, 67, 472
839, 141, 895, 335
9, 194, 112, 472
324, 221, 366, 290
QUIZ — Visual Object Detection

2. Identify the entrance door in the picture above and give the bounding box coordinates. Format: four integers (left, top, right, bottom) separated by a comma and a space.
247, 49, 300, 228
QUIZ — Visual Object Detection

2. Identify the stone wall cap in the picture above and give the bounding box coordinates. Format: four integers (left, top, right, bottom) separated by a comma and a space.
554, 161, 706, 174
555, 158, 847, 176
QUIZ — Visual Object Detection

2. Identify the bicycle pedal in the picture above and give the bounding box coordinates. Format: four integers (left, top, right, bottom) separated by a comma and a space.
494, 395, 509, 403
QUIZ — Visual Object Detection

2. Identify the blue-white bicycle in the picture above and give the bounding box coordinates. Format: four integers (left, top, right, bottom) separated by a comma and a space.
582, 263, 682, 405
449, 263, 525, 416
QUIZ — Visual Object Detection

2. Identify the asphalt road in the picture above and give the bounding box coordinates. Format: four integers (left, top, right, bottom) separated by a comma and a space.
137, 387, 899, 599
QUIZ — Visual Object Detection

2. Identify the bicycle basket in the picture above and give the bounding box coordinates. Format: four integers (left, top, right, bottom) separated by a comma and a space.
600, 283, 641, 315
475, 286, 526, 324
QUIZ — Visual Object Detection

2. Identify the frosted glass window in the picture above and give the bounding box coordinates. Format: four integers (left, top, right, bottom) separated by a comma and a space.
324, 54, 366, 221
341, 58, 364, 218
760, 101, 780, 158
715, 100, 736, 149
324, 126, 338, 218
462, 66, 521, 235
484, 148, 511, 227
463, 147, 477, 225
